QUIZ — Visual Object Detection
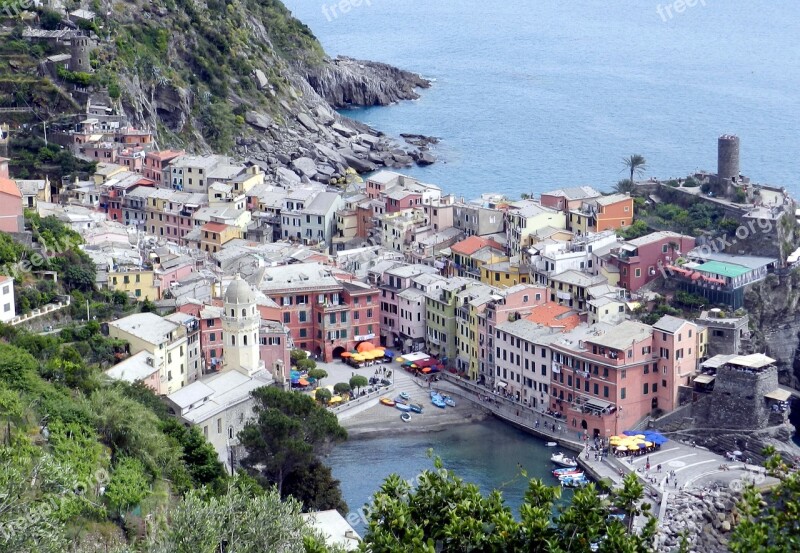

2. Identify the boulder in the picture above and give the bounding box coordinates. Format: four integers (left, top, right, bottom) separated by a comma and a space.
253, 69, 268, 90
358, 133, 381, 148
416, 151, 436, 165
315, 143, 347, 165
721, 521, 731, 532
291, 156, 318, 178
275, 153, 291, 165
331, 123, 357, 138
351, 143, 370, 154
276, 167, 301, 184
314, 105, 336, 125
342, 153, 377, 173
297, 112, 319, 132
245, 111, 273, 130
392, 154, 414, 166
315, 165, 336, 177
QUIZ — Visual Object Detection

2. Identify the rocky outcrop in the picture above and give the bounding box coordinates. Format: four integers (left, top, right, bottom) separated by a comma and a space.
303, 56, 431, 108
658, 489, 740, 553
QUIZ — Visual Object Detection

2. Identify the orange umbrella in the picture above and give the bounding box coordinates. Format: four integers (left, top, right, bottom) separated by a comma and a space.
340, 352, 352, 358
357, 342, 376, 353
298, 378, 309, 386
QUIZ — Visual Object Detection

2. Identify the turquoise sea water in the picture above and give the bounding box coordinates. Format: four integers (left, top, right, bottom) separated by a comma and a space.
285, 0, 800, 199
325, 418, 569, 534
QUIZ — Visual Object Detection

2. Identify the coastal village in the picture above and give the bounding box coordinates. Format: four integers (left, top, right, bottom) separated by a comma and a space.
2, 107, 799, 549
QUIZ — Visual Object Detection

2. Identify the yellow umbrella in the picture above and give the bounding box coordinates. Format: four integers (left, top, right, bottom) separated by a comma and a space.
325, 385, 335, 393
352, 354, 365, 362
616, 446, 628, 451
396, 357, 405, 363
644, 441, 654, 447
635, 434, 646, 439
329, 396, 343, 404
374, 349, 386, 356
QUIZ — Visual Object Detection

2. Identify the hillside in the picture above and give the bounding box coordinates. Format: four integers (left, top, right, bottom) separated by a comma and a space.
0, 0, 434, 181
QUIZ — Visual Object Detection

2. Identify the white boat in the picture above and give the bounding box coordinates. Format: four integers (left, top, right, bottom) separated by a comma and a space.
545, 442, 558, 447
557, 471, 584, 481
400, 412, 411, 423
551, 452, 578, 467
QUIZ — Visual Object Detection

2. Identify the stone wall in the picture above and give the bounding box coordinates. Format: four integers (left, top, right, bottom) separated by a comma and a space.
708, 366, 778, 430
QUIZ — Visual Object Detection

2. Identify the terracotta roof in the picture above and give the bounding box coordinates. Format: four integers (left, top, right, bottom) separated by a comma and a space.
147, 149, 184, 161
525, 303, 581, 331
451, 235, 504, 256
202, 222, 228, 233
0, 177, 21, 198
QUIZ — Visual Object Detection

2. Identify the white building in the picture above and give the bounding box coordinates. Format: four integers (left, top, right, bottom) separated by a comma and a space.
165, 275, 273, 469
107, 312, 193, 395
0, 276, 15, 323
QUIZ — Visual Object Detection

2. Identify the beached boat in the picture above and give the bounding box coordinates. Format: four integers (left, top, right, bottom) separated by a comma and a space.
400, 413, 411, 423
394, 396, 408, 405
545, 442, 558, 447
431, 393, 446, 409
379, 397, 396, 407
550, 452, 578, 467
399, 392, 410, 400
395, 403, 411, 412
443, 396, 456, 407
409, 403, 424, 414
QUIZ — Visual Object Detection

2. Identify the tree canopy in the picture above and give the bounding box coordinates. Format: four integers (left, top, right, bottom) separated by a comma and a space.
361, 456, 656, 552
239, 387, 347, 511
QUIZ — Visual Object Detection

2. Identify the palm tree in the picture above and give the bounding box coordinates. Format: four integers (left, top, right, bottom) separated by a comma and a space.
622, 154, 647, 185
613, 179, 636, 195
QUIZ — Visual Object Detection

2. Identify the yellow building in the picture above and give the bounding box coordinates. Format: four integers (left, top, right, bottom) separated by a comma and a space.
481, 260, 531, 288
107, 312, 192, 395
199, 222, 242, 253
108, 269, 157, 301
506, 200, 567, 257
380, 209, 426, 252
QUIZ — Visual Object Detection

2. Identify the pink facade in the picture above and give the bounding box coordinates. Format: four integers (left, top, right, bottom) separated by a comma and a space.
118, 148, 145, 173
610, 233, 696, 291
259, 322, 292, 374
144, 150, 184, 186
548, 318, 696, 438
155, 262, 195, 298
386, 192, 422, 213
0, 179, 23, 233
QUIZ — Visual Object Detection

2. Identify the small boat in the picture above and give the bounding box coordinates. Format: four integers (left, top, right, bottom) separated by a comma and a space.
557, 471, 584, 481
400, 413, 411, 423
395, 403, 411, 412
551, 452, 578, 467
443, 396, 456, 407
379, 397, 396, 407
410, 403, 424, 414
545, 442, 558, 447
553, 467, 583, 477
431, 394, 446, 409
560, 476, 589, 488
429, 390, 439, 399
394, 396, 408, 405
399, 392, 410, 400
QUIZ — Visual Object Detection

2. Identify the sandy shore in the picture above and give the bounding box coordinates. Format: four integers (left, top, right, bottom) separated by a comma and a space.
341, 384, 489, 439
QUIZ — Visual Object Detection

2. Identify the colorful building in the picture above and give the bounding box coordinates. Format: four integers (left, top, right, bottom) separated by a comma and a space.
607, 232, 695, 292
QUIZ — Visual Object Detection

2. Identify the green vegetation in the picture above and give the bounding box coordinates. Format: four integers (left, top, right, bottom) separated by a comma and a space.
9, 133, 97, 181
362, 455, 656, 551
239, 386, 348, 513
622, 154, 647, 184
730, 446, 800, 551
617, 219, 649, 240
631, 200, 728, 236
349, 374, 368, 393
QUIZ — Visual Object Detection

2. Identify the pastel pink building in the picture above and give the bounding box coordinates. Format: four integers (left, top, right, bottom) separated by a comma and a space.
385, 189, 422, 213
548, 316, 697, 438
607, 231, 695, 292
0, 174, 23, 233
144, 150, 184, 186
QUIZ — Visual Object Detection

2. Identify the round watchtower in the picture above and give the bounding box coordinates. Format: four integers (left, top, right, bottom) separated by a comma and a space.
69, 35, 92, 73
717, 134, 740, 189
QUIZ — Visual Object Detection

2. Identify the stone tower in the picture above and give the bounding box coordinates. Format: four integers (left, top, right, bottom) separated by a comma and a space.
717, 135, 740, 195
70, 35, 92, 73
222, 275, 262, 376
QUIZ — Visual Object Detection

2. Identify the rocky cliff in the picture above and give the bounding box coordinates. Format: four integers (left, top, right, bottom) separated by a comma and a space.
0, 0, 436, 185
303, 56, 431, 108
